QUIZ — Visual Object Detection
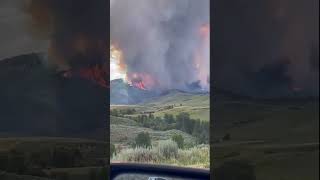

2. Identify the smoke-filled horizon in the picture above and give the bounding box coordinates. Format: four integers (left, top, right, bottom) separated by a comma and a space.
111, 0, 210, 91
212, 0, 319, 97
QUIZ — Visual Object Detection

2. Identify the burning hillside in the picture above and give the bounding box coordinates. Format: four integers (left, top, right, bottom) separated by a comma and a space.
25, 0, 109, 88
110, 44, 157, 90
6, 0, 110, 139
62, 64, 108, 88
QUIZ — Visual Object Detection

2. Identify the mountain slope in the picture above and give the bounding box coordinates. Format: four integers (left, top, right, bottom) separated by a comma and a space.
110, 79, 157, 104
0, 53, 106, 140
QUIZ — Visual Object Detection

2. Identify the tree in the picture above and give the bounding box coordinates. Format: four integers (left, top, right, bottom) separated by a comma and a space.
148, 113, 154, 119
134, 132, 152, 148
176, 112, 190, 132
171, 134, 184, 149
164, 113, 175, 124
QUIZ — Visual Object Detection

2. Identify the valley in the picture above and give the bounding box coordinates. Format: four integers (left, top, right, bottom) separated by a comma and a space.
110, 89, 210, 168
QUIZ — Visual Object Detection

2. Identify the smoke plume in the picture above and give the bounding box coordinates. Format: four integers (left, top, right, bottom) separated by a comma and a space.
212, 0, 319, 97
111, 0, 210, 90
24, 0, 109, 71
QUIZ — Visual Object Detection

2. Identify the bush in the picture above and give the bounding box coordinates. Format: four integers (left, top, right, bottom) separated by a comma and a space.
112, 145, 209, 168
177, 145, 209, 168
134, 132, 152, 148
156, 140, 178, 159
114, 147, 159, 162
110, 144, 116, 158
171, 134, 184, 149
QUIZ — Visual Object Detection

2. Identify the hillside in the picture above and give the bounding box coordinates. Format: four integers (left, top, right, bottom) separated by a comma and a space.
110, 79, 157, 104
211, 95, 319, 180
110, 116, 197, 146
212, 99, 319, 143
0, 53, 106, 140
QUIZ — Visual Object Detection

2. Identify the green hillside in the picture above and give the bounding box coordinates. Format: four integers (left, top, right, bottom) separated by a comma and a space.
110, 116, 197, 146
112, 91, 210, 121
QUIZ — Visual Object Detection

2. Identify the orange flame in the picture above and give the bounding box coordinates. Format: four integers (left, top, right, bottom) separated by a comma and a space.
110, 44, 127, 80
126, 72, 156, 90
194, 23, 210, 89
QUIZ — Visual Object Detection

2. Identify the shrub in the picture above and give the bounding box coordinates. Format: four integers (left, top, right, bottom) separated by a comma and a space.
156, 140, 178, 159
114, 147, 159, 163
171, 134, 184, 149
134, 132, 152, 148
177, 145, 210, 168
112, 145, 209, 168
110, 144, 116, 158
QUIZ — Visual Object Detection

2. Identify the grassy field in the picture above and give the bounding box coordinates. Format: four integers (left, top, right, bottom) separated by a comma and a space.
110, 116, 197, 146
111, 91, 210, 121
212, 98, 319, 180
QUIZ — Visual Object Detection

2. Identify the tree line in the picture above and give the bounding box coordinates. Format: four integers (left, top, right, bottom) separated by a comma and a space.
111, 108, 209, 144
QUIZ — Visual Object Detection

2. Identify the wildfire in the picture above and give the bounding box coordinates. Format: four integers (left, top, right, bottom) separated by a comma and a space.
126, 72, 156, 90
110, 44, 127, 81
110, 44, 156, 90
193, 23, 210, 90
63, 64, 108, 88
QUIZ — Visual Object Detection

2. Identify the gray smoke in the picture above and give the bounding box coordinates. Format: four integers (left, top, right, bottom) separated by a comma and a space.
110, 0, 210, 90
212, 0, 319, 97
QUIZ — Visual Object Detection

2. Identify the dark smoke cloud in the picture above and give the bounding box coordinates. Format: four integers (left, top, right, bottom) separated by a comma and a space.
25, 0, 108, 70
212, 0, 319, 97
0, 0, 48, 60
111, 0, 210, 90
